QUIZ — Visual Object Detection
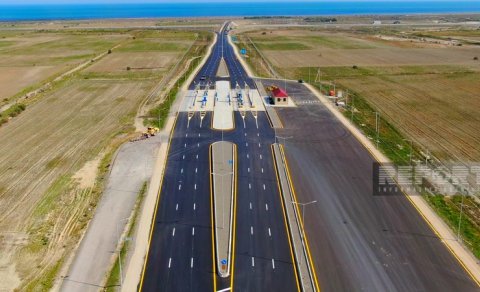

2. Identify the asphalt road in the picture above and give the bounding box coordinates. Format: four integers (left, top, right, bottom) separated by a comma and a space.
264, 79, 479, 292
142, 23, 297, 291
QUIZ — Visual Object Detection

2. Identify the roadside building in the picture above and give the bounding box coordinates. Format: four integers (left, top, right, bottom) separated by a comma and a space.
269, 86, 289, 105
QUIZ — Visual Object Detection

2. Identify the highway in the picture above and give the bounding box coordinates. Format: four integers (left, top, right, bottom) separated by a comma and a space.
141, 23, 297, 291
263, 79, 479, 291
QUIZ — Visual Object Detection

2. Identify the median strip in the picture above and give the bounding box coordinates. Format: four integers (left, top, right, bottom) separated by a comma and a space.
272, 143, 318, 292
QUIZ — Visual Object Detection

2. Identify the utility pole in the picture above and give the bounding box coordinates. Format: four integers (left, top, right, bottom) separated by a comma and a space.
291, 200, 317, 268
375, 111, 380, 149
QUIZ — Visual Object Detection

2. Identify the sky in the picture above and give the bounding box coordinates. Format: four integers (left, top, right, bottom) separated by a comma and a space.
0, 0, 473, 4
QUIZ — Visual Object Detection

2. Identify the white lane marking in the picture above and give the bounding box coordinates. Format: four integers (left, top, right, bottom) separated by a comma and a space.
249, 202, 252, 210
184, 143, 187, 148
258, 143, 261, 148
247, 154, 249, 159
263, 184, 266, 190
198, 133, 201, 137
195, 167, 198, 173
178, 184, 182, 190
197, 143, 200, 147
191, 257, 194, 268
196, 154, 199, 159
268, 228, 271, 237
186, 133, 188, 138
181, 168, 184, 174
261, 168, 264, 173
272, 259, 275, 270
217, 288, 232, 292
192, 227, 195, 236
265, 204, 269, 211
246, 142, 248, 147
249, 183, 251, 189
257, 133, 260, 137
176, 203, 179, 211
194, 184, 197, 190
172, 228, 176, 237
260, 154, 262, 160
168, 258, 172, 268
248, 167, 250, 173
193, 203, 196, 210
251, 257, 255, 267
250, 226, 253, 235
183, 154, 185, 160
245, 133, 247, 136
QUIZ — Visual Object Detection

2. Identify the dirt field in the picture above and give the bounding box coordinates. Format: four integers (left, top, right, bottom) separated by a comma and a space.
86, 51, 180, 73
0, 26, 198, 291
241, 27, 480, 162
0, 31, 130, 103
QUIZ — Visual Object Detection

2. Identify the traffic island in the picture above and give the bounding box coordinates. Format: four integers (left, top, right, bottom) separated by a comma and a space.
211, 141, 236, 278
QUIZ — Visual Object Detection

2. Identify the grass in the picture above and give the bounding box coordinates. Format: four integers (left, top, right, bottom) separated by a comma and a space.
0, 103, 27, 126
144, 33, 210, 128
424, 194, 480, 259
298, 35, 375, 49
117, 40, 188, 53
105, 181, 148, 291
23, 258, 64, 292
256, 42, 311, 51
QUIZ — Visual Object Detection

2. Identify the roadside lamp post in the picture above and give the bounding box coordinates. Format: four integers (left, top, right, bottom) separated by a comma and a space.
375, 111, 380, 149
291, 200, 317, 268
403, 139, 413, 165
275, 135, 292, 147
212, 171, 234, 230
116, 217, 131, 288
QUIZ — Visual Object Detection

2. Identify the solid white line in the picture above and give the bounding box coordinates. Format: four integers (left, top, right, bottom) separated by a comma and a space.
192, 227, 195, 236
172, 228, 176, 237
168, 258, 172, 268
250, 226, 253, 235
193, 203, 196, 210
251, 257, 255, 267
191, 257, 194, 268
268, 228, 271, 237
265, 204, 269, 211
272, 258, 275, 269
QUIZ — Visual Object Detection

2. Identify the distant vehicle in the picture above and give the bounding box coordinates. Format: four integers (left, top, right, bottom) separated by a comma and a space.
200, 75, 207, 81
298, 79, 304, 83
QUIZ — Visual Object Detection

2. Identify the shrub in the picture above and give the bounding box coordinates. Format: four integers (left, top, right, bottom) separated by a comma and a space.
352, 65, 358, 69
126, 66, 131, 71
474, 56, 478, 61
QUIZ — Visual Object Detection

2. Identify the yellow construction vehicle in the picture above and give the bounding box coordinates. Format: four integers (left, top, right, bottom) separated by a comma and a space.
146, 126, 159, 136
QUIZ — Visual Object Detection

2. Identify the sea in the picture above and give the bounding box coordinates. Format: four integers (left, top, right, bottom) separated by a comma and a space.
0, 1, 479, 21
